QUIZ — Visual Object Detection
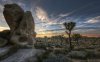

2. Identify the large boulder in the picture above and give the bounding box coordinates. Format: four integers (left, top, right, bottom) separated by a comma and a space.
10, 11, 36, 47
3, 4, 24, 32
3, 4, 36, 47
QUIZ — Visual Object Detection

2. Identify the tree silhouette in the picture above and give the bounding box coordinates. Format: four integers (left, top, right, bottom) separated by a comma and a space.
63, 22, 76, 50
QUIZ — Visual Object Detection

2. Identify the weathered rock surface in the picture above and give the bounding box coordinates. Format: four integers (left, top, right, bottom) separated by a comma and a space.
3, 4, 36, 47
1, 49, 44, 62
10, 11, 36, 47
3, 4, 24, 32
1, 3, 39, 62
0, 46, 18, 60
0, 47, 11, 58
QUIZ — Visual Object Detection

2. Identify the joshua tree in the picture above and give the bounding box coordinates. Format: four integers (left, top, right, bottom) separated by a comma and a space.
63, 22, 76, 50
72, 33, 81, 46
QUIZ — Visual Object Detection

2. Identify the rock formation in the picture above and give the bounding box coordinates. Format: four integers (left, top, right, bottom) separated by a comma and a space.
3, 4, 24, 32
3, 4, 36, 47
0, 4, 45, 62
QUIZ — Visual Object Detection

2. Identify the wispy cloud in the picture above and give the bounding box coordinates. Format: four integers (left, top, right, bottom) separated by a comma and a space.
1, 0, 13, 4
35, 7, 61, 27
35, 6, 80, 33
85, 16, 100, 23
59, 12, 73, 17
17, 2, 26, 8
35, 7, 49, 22
35, 7, 51, 32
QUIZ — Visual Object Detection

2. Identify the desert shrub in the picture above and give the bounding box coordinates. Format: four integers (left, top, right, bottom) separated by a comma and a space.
37, 49, 72, 62
37, 50, 51, 62
43, 54, 72, 62
0, 38, 8, 47
0, 30, 11, 45
97, 48, 100, 52
73, 48, 86, 51
54, 49, 68, 55
34, 43, 46, 49
86, 49, 100, 59
0, 30, 10, 40
67, 51, 88, 59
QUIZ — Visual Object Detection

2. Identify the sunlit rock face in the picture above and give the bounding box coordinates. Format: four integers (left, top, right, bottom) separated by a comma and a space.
3, 4, 36, 47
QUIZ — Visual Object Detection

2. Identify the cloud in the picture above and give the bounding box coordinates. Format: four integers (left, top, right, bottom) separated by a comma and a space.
35, 7, 63, 32
30, 2, 100, 37
0, 14, 8, 27
1, 0, 13, 4
17, 2, 26, 7
0, 4, 9, 27
35, 7, 64, 36
0, 4, 9, 28
35, 7, 100, 37
85, 16, 100, 23
35, 7, 74, 25
35, 7, 58, 24
35, 7, 49, 22
35, 6, 77, 34
58, 12, 74, 17
0, 4, 3, 12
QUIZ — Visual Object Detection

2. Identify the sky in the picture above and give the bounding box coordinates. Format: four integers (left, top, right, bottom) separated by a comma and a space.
0, 0, 100, 37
